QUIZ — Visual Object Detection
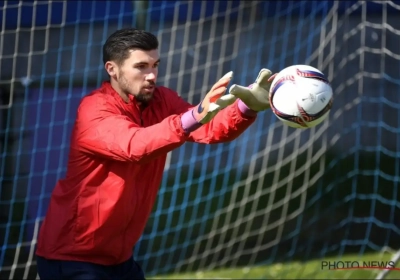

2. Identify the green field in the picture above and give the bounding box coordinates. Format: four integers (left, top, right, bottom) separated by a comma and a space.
152, 252, 400, 279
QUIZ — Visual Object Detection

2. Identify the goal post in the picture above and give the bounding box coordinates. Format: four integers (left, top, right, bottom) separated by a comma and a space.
132, 0, 149, 30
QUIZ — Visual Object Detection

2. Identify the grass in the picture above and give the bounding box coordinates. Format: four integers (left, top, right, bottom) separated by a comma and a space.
151, 251, 400, 279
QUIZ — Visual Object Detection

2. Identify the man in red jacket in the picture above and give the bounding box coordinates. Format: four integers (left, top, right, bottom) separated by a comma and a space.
35, 28, 276, 279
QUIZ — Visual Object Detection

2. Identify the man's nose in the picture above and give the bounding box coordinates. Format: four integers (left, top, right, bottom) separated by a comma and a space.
146, 71, 156, 81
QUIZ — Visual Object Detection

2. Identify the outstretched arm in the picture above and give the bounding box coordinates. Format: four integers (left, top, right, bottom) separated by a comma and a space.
186, 99, 258, 144
167, 89, 258, 144
169, 69, 277, 144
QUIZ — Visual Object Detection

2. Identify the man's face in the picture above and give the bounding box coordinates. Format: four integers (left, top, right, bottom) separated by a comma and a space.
113, 49, 160, 103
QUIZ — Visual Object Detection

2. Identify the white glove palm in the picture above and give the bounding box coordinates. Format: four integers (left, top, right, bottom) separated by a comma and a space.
227, 69, 276, 112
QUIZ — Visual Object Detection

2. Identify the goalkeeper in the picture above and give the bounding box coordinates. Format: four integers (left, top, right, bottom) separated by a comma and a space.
35, 28, 276, 280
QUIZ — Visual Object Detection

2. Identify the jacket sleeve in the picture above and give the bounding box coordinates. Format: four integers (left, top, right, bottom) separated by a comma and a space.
164, 87, 257, 144
71, 94, 188, 163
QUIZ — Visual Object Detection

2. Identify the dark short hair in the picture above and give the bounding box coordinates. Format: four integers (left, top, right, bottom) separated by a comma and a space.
102, 28, 159, 65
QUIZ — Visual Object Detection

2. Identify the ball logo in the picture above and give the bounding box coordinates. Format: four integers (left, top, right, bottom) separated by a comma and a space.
301, 93, 316, 102
284, 75, 295, 81
296, 68, 330, 84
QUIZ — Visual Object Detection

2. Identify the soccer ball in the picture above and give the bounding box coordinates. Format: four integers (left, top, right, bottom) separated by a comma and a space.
269, 65, 333, 129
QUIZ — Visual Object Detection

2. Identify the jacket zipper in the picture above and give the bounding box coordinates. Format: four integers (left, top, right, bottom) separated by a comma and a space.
135, 102, 144, 127
140, 111, 144, 127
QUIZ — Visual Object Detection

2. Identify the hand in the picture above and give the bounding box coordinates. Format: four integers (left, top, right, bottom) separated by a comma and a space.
192, 71, 237, 124
228, 69, 277, 112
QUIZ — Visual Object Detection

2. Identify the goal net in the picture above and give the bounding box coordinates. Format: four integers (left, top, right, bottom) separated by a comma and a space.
1, 1, 399, 279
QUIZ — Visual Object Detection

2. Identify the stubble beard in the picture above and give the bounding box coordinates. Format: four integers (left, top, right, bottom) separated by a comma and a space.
134, 90, 154, 103
119, 75, 154, 104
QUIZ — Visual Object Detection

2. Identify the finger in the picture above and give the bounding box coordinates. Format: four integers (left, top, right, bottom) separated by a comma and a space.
255, 69, 273, 88
210, 79, 229, 91
209, 86, 227, 103
228, 84, 253, 98
214, 94, 237, 108
219, 71, 233, 81
211, 71, 233, 91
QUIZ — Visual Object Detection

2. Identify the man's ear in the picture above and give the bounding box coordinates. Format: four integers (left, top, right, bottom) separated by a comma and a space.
105, 61, 118, 78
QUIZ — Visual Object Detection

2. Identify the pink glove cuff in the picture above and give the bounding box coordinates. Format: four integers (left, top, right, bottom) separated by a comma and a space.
238, 99, 257, 117
181, 109, 202, 133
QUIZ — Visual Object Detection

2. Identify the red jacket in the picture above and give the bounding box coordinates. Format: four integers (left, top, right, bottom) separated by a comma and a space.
36, 81, 256, 265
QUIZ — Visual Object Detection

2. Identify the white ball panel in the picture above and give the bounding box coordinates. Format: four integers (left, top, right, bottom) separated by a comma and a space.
296, 80, 333, 115
271, 82, 298, 116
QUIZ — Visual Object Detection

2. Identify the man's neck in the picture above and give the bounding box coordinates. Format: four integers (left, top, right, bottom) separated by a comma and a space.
110, 80, 130, 103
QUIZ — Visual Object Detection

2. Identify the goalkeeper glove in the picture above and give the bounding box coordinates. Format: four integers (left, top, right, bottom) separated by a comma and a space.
181, 71, 237, 133
228, 68, 277, 112
192, 71, 237, 123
